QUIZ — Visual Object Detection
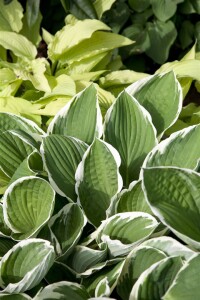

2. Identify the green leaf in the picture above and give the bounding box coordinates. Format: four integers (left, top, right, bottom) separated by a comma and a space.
128, 0, 150, 12
151, 0, 177, 22
97, 212, 158, 257
0, 239, 55, 293
49, 203, 87, 260
48, 85, 103, 144
0, 0, 23, 32
95, 277, 110, 297
144, 124, 200, 170
0, 203, 11, 236
126, 72, 182, 136
75, 138, 122, 227
104, 91, 157, 184
0, 32, 37, 60
143, 167, 200, 250
41, 135, 87, 200
0, 237, 15, 258
0, 294, 31, 299
117, 246, 167, 300
34, 281, 89, 300
146, 20, 177, 64
48, 18, 110, 61
163, 254, 200, 300
3, 176, 55, 240
130, 257, 183, 300
93, 0, 116, 19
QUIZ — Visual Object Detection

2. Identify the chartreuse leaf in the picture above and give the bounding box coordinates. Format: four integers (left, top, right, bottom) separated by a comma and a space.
151, 0, 177, 22
0, 0, 23, 32
49, 203, 87, 260
163, 254, 200, 300
129, 257, 183, 300
144, 124, 200, 170
97, 212, 158, 257
48, 85, 103, 145
0, 32, 37, 60
34, 281, 89, 300
48, 18, 110, 61
126, 72, 182, 136
104, 91, 157, 185
0, 239, 55, 293
41, 135, 87, 200
93, 0, 116, 18
3, 176, 55, 240
0, 294, 31, 299
117, 246, 167, 300
75, 138, 123, 227
143, 167, 200, 250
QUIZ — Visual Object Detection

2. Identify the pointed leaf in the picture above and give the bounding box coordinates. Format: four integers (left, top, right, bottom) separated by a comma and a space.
75, 138, 123, 227
3, 176, 55, 240
126, 72, 182, 136
151, 0, 177, 22
48, 85, 103, 144
97, 212, 158, 257
143, 167, 200, 250
93, 0, 116, 18
104, 91, 157, 184
41, 135, 87, 200
0, 239, 55, 293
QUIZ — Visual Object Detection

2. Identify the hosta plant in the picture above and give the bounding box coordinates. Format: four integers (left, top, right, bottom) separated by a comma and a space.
1, 73, 200, 299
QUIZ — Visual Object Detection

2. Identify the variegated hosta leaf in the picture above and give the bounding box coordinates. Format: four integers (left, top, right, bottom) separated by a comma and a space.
48, 84, 103, 145
0, 239, 55, 294
104, 91, 157, 185
48, 203, 87, 261
75, 138, 123, 227
41, 135, 88, 201
67, 244, 107, 274
117, 246, 167, 300
95, 277, 110, 298
129, 257, 183, 300
0, 204, 11, 236
3, 176, 55, 240
107, 180, 152, 217
126, 71, 182, 136
0, 237, 15, 258
45, 261, 76, 284
97, 212, 158, 257
143, 167, 200, 250
163, 254, 200, 300
144, 124, 200, 170
34, 281, 89, 300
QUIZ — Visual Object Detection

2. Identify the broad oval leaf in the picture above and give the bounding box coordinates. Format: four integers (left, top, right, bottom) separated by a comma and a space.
151, 0, 177, 22
49, 203, 87, 260
130, 257, 183, 300
34, 281, 89, 300
97, 212, 158, 257
41, 135, 88, 200
3, 176, 55, 240
48, 84, 103, 145
144, 124, 200, 170
126, 71, 182, 136
163, 254, 200, 300
0, 0, 23, 32
104, 91, 157, 185
0, 239, 55, 293
143, 167, 200, 250
75, 138, 123, 227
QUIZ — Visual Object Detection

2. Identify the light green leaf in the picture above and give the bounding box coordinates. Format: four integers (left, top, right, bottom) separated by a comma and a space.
49, 203, 87, 260
48, 84, 103, 144
0, 32, 37, 60
126, 72, 182, 136
41, 135, 87, 200
0, 0, 23, 32
3, 176, 55, 240
34, 281, 89, 300
130, 257, 183, 300
117, 245, 167, 300
48, 19, 110, 61
151, 0, 177, 22
144, 124, 200, 170
93, 0, 116, 18
0, 69, 16, 86
97, 212, 158, 257
143, 167, 200, 250
104, 91, 157, 184
0, 239, 55, 293
75, 138, 123, 227
163, 254, 200, 300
